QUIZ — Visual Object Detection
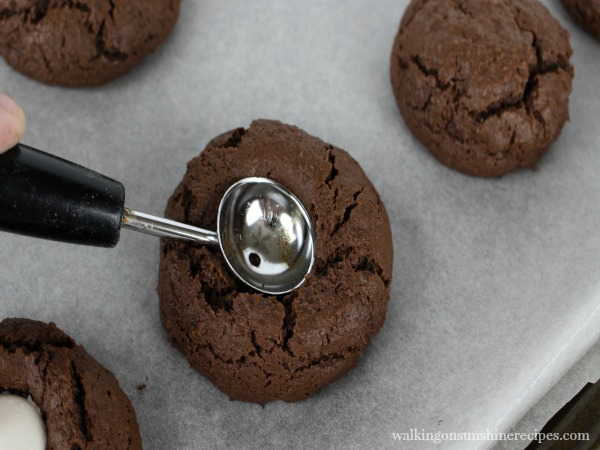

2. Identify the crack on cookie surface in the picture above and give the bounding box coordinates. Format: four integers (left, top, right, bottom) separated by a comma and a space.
250, 331, 262, 357
32, 0, 50, 23
290, 349, 358, 375
410, 54, 450, 90
182, 245, 247, 312
107, 0, 115, 23
451, 0, 472, 17
471, 19, 569, 127
93, 20, 127, 61
222, 127, 248, 148
70, 360, 92, 443
324, 148, 339, 187
281, 294, 296, 356
354, 256, 391, 288
331, 188, 364, 235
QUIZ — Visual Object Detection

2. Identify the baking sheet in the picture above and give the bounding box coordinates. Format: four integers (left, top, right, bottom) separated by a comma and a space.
1, 1, 599, 449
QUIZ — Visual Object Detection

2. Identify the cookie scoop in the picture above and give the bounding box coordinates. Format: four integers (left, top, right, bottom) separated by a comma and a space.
0, 144, 315, 295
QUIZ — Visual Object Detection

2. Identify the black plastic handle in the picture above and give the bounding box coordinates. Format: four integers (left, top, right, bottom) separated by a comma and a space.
0, 144, 125, 247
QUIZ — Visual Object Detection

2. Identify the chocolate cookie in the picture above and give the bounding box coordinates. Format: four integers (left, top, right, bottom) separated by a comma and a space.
0, 0, 180, 87
561, 0, 600, 41
0, 318, 142, 449
158, 120, 393, 404
390, 0, 574, 177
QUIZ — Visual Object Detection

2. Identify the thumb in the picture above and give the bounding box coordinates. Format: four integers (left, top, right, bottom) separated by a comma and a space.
0, 93, 26, 154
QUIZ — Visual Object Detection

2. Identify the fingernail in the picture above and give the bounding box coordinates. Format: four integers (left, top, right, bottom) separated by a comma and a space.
0, 93, 21, 115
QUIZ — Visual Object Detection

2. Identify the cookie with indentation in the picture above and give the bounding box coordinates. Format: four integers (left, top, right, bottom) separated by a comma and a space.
158, 119, 393, 404
390, 0, 574, 177
561, 0, 600, 41
0, 0, 180, 87
0, 318, 142, 449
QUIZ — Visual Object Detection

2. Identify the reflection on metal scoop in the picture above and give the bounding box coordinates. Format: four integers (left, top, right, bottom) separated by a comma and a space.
122, 177, 315, 295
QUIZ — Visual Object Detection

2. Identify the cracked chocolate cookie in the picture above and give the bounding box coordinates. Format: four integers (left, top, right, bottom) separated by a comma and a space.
561, 0, 600, 41
0, 318, 142, 449
390, 0, 574, 177
158, 120, 393, 404
0, 0, 180, 87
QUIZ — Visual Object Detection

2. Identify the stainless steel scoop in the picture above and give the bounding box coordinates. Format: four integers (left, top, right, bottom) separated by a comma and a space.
0, 144, 315, 295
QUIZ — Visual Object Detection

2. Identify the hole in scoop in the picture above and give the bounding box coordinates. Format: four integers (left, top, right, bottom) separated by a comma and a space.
249, 253, 261, 267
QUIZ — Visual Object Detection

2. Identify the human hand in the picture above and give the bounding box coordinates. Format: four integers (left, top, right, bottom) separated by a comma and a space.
0, 93, 26, 154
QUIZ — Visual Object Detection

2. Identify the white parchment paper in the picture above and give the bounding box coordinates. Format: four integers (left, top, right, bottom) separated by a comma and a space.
1, 1, 599, 449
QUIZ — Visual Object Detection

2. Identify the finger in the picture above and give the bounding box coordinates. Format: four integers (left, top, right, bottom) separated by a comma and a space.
0, 93, 26, 154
